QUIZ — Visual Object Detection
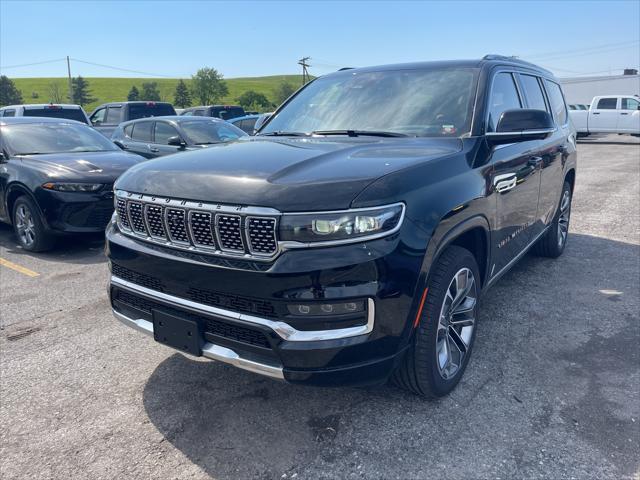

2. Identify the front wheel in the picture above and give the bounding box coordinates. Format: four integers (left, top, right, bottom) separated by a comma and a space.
393, 245, 480, 397
12, 196, 54, 252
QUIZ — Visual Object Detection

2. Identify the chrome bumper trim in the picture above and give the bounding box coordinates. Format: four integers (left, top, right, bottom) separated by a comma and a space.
110, 275, 375, 342
112, 309, 285, 380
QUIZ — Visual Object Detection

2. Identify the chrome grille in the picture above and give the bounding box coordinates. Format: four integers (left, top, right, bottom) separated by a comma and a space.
115, 191, 279, 260
247, 217, 277, 254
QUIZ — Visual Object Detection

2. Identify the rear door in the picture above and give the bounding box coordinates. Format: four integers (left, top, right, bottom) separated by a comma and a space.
151, 121, 184, 157
618, 97, 640, 133
589, 97, 619, 132
487, 71, 542, 275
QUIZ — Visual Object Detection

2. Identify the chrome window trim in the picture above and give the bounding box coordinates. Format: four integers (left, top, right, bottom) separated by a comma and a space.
111, 275, 375, 342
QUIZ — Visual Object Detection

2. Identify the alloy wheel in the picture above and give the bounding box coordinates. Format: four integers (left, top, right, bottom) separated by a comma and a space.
436, 267, 477, 380
15, 204, 36, 247
557, 190, 571, 248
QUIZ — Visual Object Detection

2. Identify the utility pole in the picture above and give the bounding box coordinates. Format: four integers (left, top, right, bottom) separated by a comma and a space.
66, 56, 74, 104
298, 57, 311, 86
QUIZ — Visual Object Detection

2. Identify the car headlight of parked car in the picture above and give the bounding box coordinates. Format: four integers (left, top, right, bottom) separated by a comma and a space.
279, 203, 405, 244
42, 182, 104, 192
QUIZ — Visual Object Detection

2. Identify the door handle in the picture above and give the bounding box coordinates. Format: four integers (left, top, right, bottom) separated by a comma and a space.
621, 112, 629, 115
528, 156, 543, 167
494, 173, 517, 193
592, 112, 600, 115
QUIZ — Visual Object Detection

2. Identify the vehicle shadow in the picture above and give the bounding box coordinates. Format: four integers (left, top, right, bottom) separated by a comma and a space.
0, 223, 106, 265
141, 233, 640, 479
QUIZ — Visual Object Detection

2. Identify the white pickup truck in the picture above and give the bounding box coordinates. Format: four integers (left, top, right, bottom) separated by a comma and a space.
569, 95, 640, 136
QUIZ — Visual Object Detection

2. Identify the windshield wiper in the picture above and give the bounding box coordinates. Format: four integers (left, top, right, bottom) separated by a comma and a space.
311, 130, 409, 138
16, 152, 43, 156
258, 131, 309, 137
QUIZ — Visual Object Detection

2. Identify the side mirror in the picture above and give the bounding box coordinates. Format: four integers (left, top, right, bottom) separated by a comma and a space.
167, 136, 186, 148
486, 109, 555, 145
0, 151, 7, 162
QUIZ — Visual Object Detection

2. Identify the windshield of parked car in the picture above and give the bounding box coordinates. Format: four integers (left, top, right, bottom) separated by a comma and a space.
1, 123, 120, 155
180, 120, 247, 144
23, 107, 89, 124
260, 67, 478, 137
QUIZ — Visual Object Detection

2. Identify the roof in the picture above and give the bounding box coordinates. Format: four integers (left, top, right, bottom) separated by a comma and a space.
0, 103, 84, 109
96, 101, 174, 106
0, 117, 86, 126
183, 105, 243, 109
119, 115, 225, 126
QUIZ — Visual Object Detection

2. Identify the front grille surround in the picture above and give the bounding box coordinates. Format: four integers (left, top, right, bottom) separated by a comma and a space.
115, 190, 280, 261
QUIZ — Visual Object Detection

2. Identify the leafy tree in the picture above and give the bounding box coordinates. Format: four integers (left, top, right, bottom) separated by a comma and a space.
71, 76, 96, 106
191, 67, 228, 105
127, 85, 140, 101
141, 82, 161, 101
0, 76, 23, 106
236, 90, 271, 111
173, 80, 191, 108
274, 82, 296, 106
48, 82, 63, 103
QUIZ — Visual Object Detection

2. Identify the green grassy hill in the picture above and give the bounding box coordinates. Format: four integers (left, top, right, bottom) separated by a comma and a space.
11, 75, 305, 113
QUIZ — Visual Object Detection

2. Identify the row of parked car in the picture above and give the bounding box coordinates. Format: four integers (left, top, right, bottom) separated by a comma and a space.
0, 100, 272, 251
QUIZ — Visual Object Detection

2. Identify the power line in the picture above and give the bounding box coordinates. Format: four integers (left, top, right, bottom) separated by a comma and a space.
520, 40, 639, 60
70, 58, 184, 78
298, 57, 311, 86
0, 58, 66, 70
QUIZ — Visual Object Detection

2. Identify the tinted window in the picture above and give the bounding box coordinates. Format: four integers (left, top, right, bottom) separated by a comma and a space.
154, 122, 180, 144
194, 109, 206, 116
544, 80, 568, 124
519, 75, 548, 111
105, 106, 122, 124
180, 120, 246, 144
128, 103, 176, 120
487, 72, 522, 132
180, 110, 194, 116
596, 97, 617, 110
1, 123, 119, 155
131, 121, 153, 141
235, 117, 258, 134
214, 107, 246, 120
23, 107, 88, 123
91, 108, 106, 124
568, 105, 576, 110
621, 98, 640, 110
3, 109, 15, 117
123, 124, 133, 138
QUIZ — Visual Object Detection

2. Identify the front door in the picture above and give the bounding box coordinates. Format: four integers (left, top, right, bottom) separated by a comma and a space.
152, 121, 184, 157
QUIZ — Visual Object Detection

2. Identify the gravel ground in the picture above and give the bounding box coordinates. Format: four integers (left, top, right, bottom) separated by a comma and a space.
1, 134, 638, 480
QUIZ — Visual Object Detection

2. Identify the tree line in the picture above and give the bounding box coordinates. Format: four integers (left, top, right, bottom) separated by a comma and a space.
1, 67, 299, 112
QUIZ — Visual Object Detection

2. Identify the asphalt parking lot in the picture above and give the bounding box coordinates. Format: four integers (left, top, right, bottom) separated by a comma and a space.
1, 134, 638, 480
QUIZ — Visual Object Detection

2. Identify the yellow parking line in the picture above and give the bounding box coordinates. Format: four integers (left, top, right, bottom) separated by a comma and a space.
0, 258, 40, 277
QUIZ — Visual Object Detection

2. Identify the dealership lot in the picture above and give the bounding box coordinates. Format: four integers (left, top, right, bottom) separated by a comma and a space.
0, 135, 638, 479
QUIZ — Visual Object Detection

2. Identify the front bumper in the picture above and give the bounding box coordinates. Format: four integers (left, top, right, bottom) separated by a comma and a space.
35, 187, 114, 233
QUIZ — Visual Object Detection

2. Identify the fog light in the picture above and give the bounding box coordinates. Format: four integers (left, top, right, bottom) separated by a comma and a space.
287, 300, 366, 316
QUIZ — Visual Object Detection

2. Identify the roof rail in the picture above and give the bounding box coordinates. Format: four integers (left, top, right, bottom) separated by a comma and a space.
338, 67, 354, 71
482, 54, 554, 75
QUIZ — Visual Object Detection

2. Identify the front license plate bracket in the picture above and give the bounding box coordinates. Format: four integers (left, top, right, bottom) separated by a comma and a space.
152, 310, 202, 356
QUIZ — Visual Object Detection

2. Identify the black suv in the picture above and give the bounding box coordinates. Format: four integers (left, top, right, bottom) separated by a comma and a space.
107, 56, 577, 397
90, 102, 176, 137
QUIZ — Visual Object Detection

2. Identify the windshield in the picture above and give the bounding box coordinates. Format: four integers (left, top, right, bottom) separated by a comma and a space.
23, 108, 89, 124
1, 123, 120, 155
261, 67, 478, 137
180, 120, 247, 144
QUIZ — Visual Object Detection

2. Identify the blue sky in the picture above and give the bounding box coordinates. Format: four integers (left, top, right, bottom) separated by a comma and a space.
1, 1, 639, 79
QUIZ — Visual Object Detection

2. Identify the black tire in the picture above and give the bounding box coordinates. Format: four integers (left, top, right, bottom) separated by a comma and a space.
12, 195, 54, 252
533, 181, 572, 258
393, 245, 480, 397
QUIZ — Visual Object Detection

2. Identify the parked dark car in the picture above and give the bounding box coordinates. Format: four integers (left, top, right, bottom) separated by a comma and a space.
180, 105, 246, 120
111, 116, 247, 159
0, 117, 144, 251
90, 101, 176, 137
0, 104, 90, 124
108, 56, 577, 397
227, 114, 261, 134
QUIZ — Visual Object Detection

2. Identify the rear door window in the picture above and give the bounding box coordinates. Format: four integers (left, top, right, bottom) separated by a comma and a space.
2, 109, 16, 117
519, 75, 548, 111
544, 80, 568, 124
595, 97, 618, 110
131, 121, 153, 142
487, 72, 522, 132
105, 106, 122, 124
621, 98, 640, 110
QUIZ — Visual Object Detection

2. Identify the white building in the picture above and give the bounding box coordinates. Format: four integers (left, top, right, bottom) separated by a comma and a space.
560, 73, 640, 105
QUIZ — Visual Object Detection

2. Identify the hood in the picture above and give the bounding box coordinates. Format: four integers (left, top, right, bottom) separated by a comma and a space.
19, 150, 144, 181
115, 137, 462, 211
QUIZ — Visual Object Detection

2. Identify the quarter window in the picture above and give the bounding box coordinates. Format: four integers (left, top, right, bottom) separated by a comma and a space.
596, 97, 617, 110
154, 122, 180, 144
544, 80, 568, 124
621, 98, 640, 110
131, 121, 153, 142
519, 75, 548, 111
487, 72, 522, 132
123, 125, 134, 138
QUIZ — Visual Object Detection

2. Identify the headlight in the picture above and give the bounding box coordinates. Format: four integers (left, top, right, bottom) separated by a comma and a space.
42, 182, 104, 192
279, 203, 404, 244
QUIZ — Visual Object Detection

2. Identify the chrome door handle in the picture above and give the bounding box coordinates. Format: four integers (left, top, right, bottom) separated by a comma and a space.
592, 112, 600, 115
494, 173, 517, 193
621, 112, 629, 115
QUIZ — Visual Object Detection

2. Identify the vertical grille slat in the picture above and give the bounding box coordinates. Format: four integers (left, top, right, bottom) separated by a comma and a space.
115, 193, 280, 259
216, 214, 244, 252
